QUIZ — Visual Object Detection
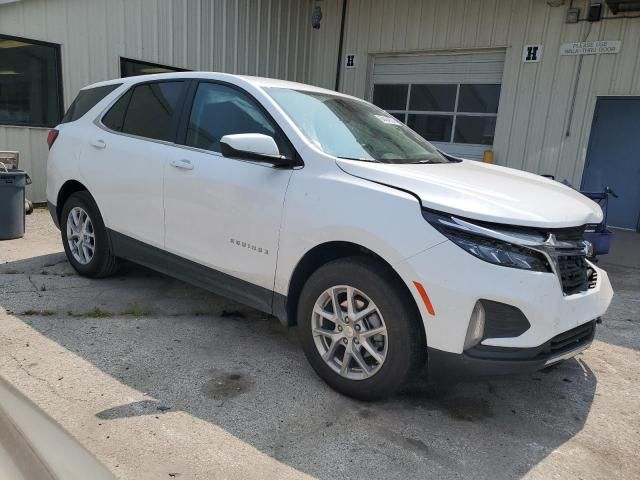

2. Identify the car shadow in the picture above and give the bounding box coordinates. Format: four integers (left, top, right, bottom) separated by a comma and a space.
594, 260, 640, 353
2, 253, 601, 479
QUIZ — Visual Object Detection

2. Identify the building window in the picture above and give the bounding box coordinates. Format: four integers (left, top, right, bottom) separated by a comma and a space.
0, 34, 63, 127
120, 57, 188, 78
372, 83, 501, 146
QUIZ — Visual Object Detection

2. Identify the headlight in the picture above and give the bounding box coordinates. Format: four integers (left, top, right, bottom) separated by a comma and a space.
423, 210, 551, 272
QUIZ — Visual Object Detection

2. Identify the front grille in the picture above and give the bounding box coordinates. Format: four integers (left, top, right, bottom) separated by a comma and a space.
558, 255, 589, 295
550, 225, 589, 296
548, 320, 595, 354
466, 320, 596, 361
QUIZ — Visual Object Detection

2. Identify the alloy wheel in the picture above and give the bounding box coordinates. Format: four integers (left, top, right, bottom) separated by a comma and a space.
66, 206, 96, 265
311, 285, 388, 380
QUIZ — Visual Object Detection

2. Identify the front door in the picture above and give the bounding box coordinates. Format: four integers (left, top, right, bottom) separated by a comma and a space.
581, 97, 640, 230
163, 81, 295, 310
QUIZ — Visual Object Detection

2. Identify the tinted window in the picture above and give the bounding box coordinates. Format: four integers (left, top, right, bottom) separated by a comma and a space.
62, 84, 120, 123
372, 84, 408, 111
457, 84, 501, 113
186, 83, 290, 157
0, 35, 62, 127
372, 81, 501, 146
454, 116, 496, 145
409, 84, 457, 111
120, 82, 186, 141
407, 114, 453, 142
102, 90, 132, 132
120, 57, 188, 78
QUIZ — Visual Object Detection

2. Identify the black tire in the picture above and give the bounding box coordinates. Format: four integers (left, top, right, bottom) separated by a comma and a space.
60, 191, 118, 278
297, 257, 426, 400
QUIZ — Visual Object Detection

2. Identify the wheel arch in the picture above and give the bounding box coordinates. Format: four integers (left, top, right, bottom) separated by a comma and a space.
55, 179, 90, 224
279, 241, 426, 343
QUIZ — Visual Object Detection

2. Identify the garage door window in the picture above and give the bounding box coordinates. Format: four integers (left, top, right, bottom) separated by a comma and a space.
372, 83, 500, 146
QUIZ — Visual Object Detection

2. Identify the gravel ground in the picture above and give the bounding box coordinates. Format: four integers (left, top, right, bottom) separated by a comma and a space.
1, 209, 639, 480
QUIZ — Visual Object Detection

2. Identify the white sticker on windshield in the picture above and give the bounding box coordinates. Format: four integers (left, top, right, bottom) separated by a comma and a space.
375, 114, 402, 125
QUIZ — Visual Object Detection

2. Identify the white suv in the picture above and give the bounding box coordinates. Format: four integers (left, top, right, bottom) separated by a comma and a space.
47, 72, 613, 399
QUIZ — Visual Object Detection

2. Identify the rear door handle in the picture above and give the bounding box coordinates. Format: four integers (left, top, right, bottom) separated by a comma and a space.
89, 139, 106, 149
170, 159, 194, 170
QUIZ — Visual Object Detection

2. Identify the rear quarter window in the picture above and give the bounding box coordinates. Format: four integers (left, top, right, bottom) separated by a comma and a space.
61, 84, 121, 124
102, 90, 132, 132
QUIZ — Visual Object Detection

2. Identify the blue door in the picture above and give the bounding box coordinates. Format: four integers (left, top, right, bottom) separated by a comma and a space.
582, 97, 640, 230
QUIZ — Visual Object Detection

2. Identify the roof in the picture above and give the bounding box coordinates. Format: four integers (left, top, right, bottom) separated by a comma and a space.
81, 71, 345, 97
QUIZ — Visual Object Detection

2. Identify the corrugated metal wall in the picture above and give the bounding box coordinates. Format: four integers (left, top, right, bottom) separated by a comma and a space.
0, 0, 314, 202
3, 0, 640, 201
308, 0, 640, 186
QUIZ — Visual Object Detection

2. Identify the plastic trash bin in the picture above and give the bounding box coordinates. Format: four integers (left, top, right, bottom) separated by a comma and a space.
0, 169, 29, 240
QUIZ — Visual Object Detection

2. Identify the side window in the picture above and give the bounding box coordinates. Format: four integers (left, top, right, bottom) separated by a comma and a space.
61, 84, 121, 124
104, 81, 185, 142
185, 83, 291, 157
121, 81, 186, 141
102, 90, 132, 132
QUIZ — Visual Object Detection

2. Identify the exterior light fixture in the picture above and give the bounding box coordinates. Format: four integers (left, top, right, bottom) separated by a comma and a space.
566, 8, 580, 23
312, 4, 323, 29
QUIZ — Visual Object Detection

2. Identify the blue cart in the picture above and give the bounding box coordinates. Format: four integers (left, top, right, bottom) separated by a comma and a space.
581, 187, 617, 257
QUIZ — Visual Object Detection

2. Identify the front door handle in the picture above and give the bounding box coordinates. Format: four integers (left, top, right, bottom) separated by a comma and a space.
170, 159, 194, 170
89, 139, 106, 149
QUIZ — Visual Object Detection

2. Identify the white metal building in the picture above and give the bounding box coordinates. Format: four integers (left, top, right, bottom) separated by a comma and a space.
1, 0, 639, 229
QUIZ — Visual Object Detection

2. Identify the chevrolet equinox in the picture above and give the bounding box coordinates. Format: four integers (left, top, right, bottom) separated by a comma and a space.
46, 73, 613, 399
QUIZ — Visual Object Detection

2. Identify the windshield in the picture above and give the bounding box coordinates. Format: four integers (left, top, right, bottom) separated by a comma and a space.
266, 88, 451, 164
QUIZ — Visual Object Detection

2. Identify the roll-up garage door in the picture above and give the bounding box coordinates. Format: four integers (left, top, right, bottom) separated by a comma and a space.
371, 51, 505, 160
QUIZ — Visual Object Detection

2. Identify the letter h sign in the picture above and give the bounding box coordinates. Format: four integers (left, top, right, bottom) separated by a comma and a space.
522, 44, 542, 63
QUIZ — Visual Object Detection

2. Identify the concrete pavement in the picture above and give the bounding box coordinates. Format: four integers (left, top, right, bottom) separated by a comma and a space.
1, 209, 639, 479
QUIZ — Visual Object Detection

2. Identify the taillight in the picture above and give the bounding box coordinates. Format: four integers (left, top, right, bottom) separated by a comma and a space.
47, 129, 59, 150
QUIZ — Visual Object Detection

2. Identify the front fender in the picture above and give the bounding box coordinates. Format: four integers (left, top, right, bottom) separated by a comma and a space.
274, 158, 444, 296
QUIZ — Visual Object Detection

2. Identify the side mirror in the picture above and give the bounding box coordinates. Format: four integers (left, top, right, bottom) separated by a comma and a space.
220, 133, 289, 167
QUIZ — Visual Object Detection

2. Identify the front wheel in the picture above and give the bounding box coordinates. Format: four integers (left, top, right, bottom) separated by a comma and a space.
297, 257, 426, 400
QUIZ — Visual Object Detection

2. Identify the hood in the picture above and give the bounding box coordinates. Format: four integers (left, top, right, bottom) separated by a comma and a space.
336, 158, 603, 229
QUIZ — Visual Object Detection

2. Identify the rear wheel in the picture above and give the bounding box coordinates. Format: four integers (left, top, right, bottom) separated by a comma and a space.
298, 257, 425, 400
60, 191, 118, 278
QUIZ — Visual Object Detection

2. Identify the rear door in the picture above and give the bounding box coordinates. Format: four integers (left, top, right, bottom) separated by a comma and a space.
163, 81, 295, 310
82, 80, 188, 247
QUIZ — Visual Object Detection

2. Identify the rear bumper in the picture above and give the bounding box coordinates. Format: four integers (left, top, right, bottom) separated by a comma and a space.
428, 320, 596, 382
